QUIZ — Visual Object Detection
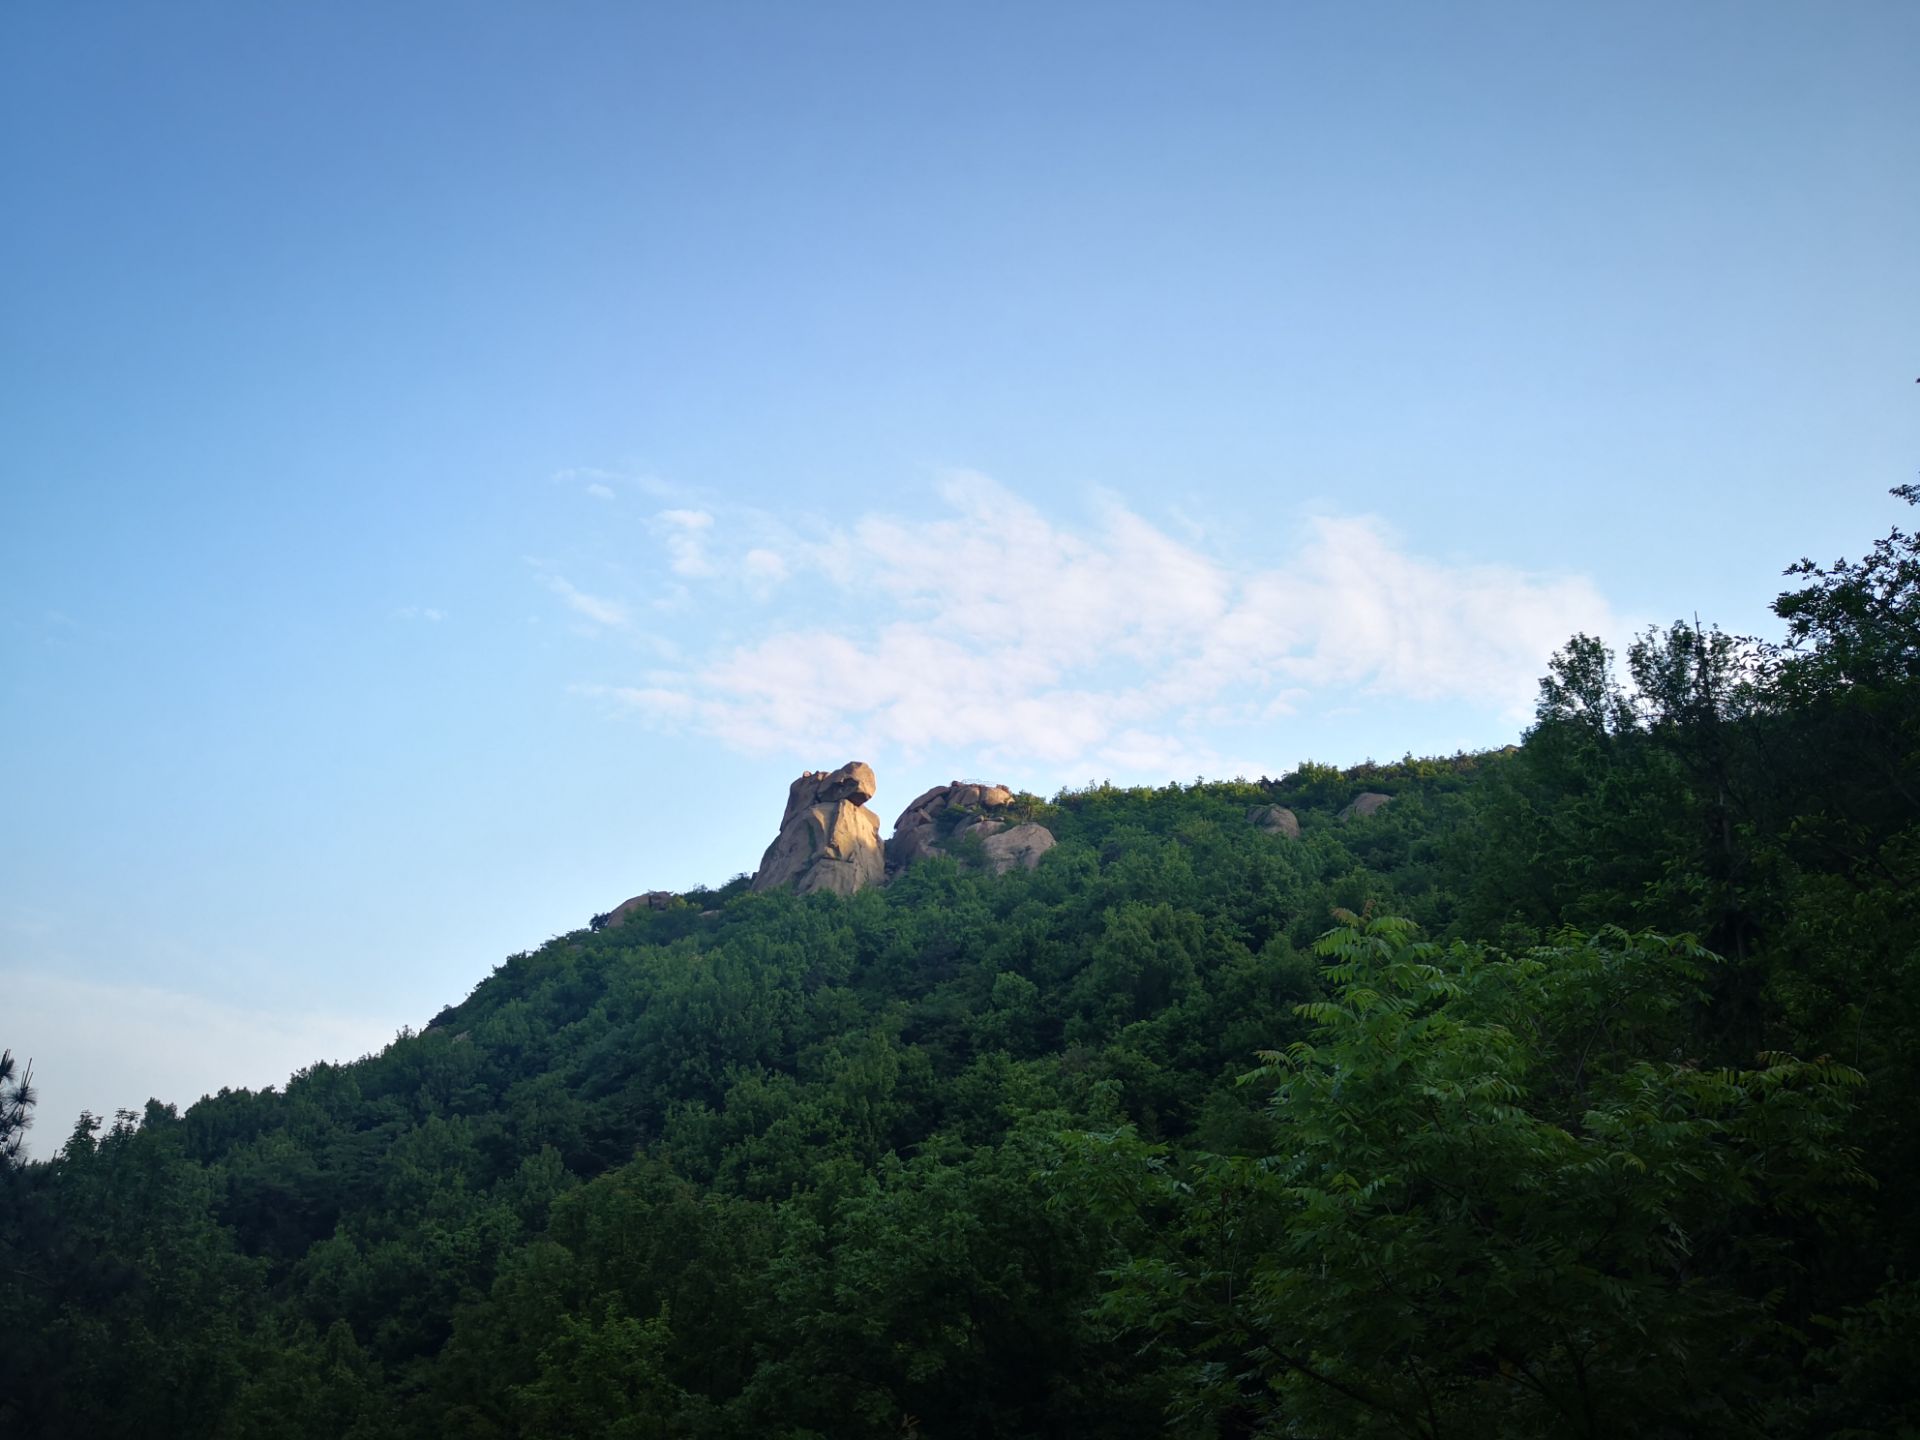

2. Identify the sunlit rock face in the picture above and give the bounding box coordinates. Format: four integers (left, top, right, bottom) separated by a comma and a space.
887, 782, 1056, 876
752, 762, 885, 897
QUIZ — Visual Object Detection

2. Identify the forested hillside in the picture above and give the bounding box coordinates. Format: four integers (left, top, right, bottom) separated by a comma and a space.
4, 493, 1917, 1439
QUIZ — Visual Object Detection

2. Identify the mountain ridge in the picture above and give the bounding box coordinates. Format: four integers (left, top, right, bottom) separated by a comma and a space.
5, 494, 1919, 1438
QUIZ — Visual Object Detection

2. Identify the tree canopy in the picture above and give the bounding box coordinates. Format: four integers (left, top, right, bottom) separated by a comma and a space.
4, 488, 1918, 1438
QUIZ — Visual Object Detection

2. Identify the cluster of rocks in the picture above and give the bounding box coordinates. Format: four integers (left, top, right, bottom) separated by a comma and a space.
888, 782, 1057, 876
1244, 791, 1392, 840
742, 764, 1056, 899
1244, 791, 1395, 842
597, 768, 1396, 921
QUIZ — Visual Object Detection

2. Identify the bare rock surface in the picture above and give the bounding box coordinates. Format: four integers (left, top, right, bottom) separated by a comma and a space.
1340, 792, 1393, 822
752, 761, 885, 896
977, 822, 1057, 874
783, 761, 876, 818
1247, 805, 1301, 839
595, 890, 675, 930
888, 781, 1055, 875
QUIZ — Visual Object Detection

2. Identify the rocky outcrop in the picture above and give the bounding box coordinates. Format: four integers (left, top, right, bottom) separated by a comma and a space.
888, 782, 1010, 868
1247, 804, 1301, 839
888, 782, 1056, 876
593, 890, 675, 930
1340, 792, 1393, 822
751, 761, 885, 897
975, 822, 1057, 874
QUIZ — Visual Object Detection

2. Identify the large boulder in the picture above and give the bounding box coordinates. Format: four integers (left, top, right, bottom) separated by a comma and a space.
595, 890, 676, 929
887, 781, 1055, 875
1340, 792, 1393, 822
975, 821, 1057, 874
1247, 804, 1301, 839
751, 762, 885, 897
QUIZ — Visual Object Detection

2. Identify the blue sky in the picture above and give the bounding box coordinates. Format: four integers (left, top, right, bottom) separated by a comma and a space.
4, 2, 1917, 1149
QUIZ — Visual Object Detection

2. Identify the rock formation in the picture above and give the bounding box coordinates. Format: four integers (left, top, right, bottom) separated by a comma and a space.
1340, 792, 1393, 822
1247, 804, 1301, 839
751, 761, 886, 896
888, 781, 1056, 876
975, 822, 1057, 874
593, 890, 676, 930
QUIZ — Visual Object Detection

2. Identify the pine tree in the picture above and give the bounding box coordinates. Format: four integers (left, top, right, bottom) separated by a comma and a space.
0, 1050, 35, 1167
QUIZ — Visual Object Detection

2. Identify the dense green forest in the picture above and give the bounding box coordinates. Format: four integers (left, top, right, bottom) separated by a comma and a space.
5, 492, 1918, 1439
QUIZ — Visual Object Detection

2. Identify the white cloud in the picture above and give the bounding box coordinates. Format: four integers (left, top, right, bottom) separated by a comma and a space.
601, 472, 1620, 770
547, 466, 678, 500
393, 605, 446, 622
743, 548, 789, 585
2, 969, 397, 1160
653, 509, 716, 577
546, 576, 630, 629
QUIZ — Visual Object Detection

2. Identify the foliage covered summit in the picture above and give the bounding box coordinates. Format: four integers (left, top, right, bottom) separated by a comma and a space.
3, 492, 1918, 1438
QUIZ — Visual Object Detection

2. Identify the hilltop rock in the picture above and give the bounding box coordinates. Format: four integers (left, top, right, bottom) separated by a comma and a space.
1247, 804, 1301, 839
888, 782, 1055, 875
976, 822, 1057, 874
594, 890, 676, 930
789, 761, 877, 813
1340, 792, 1393, 822
751, 761, 885, 897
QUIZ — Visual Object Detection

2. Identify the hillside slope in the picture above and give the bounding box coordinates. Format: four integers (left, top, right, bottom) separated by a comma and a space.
3, 494, 1918, 1439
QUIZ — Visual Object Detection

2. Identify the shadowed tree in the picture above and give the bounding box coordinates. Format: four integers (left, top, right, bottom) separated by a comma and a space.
0, 1050, 33, 1168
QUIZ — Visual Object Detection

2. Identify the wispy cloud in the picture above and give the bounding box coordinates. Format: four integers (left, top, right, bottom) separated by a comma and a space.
545, 576, 630, 629
743, 548, 789, 585
597, 472, 1621, 770
652, 509, 716, 577
548, 466, 677, 502
393, 605, 446, 623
